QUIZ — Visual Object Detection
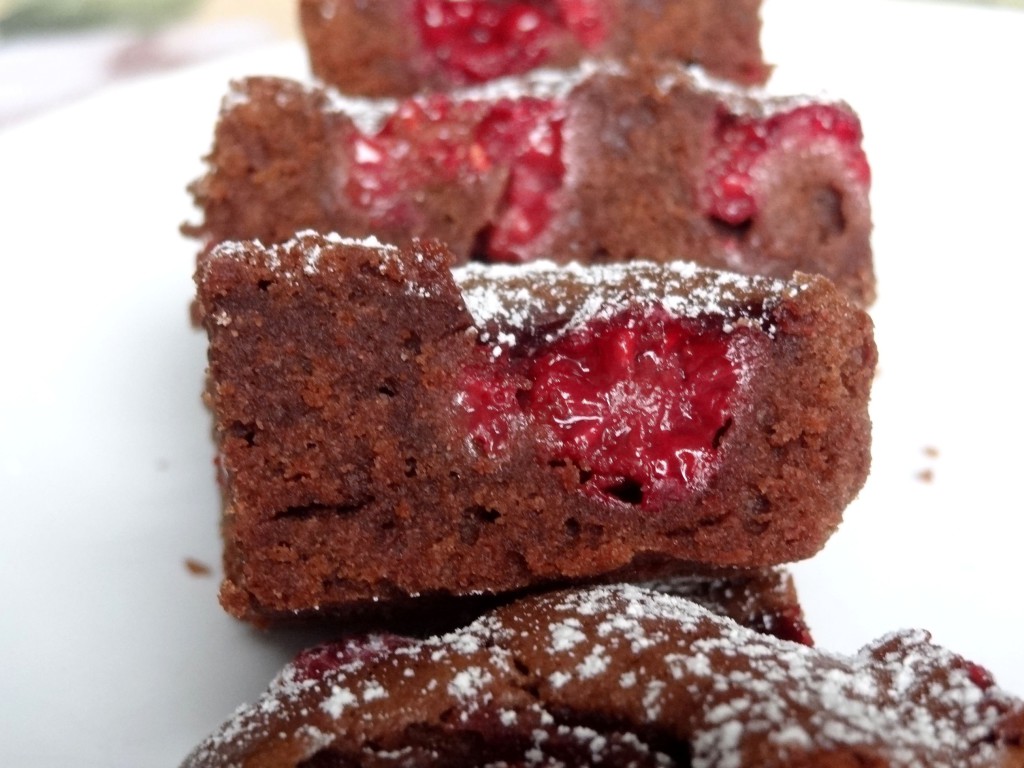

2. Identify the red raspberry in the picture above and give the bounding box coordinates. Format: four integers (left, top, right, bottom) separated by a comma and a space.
475, 98, 566, 261
523, 308, 742, 506
965, 661, 996, 691
458, 347, 527, 455
702, 103, 871, 228
415, 0, 558, 83
458, 307, 753, 508
343, 95, 565, 260
760, 606, 815, 647
345, 96, 487, 227
556, 0, 607, 49
414, 1, 609, 84
290, 635, 410, 682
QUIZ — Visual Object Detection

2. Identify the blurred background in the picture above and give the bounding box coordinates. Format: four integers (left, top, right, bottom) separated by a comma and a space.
0, 0, 298, 127
3, 0, 1024, 128
0, 0, 296, 35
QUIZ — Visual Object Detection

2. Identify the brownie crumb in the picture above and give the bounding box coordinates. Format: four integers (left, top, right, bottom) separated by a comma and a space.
185, 558, 213, 577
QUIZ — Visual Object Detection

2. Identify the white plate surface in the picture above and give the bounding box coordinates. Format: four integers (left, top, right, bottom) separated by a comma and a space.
1, 1, 1022, 764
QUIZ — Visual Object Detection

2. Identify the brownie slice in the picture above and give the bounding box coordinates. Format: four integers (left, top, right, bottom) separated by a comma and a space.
181, 585, 1024, 768
195, 233, 874, 624
300, 0, 769, 96
187, 61, 874, 305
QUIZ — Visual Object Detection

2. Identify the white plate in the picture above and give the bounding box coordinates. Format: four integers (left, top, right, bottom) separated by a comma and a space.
1, 1, 1022, 764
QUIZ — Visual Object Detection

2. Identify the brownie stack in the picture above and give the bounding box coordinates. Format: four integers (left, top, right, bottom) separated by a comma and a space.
182, 2, 1024, 766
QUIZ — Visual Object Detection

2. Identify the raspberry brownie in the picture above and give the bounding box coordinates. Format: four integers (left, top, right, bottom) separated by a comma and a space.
188, 61, 874, 305
181, 585, 1024, 768
195, 232, 875, 624
299, 0, 768, 96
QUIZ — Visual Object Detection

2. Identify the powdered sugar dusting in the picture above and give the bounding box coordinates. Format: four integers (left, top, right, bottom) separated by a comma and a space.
323, 91, 399, 134
455, 259, 798, 342
668, 63, 842, 118
183, 585, 1021, 768
321, 684, 357, 717
545, 586, 1016, 768
220, 80, 252, 112
321, 59, 618, 135
450, 58, 622, 102
201, 232, 441, 304
308, 57, 839, 141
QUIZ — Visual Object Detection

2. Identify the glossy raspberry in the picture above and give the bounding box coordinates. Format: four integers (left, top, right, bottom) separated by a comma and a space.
344, 95, 565, 260
291, 635, 409, 683
523, 308, 740, 506
458, 307, 748, 508
414, 0, 608, 84
458, 347, 527, 455
702, 103, 871, 227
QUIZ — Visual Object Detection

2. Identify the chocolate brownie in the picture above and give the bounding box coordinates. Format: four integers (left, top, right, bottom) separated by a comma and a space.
195, 232, 875, 624
299, 0, 768, 96
187, 61, 874, 305
181, 585, 1024, 768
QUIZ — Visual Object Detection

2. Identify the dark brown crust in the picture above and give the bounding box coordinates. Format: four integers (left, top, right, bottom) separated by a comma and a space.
196, 234, 874, 623
299, 0, 769, 97
187, 64, 874, 306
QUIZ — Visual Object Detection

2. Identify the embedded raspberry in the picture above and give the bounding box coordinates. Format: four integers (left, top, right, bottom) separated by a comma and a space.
965, 661, 996, 691
475, 98, 566, 262
414, 1, 609, 84
702, 103, 871, 227
415, 0, 558, 83
457, 347, 526, 455
522, 307, 743, 507
760, 606, 815, 647
344, 95, 565, 260
456, 308, 754, 506
291, 635, 409, 683
556, 0, 607, 49
345, 95, 486, 227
